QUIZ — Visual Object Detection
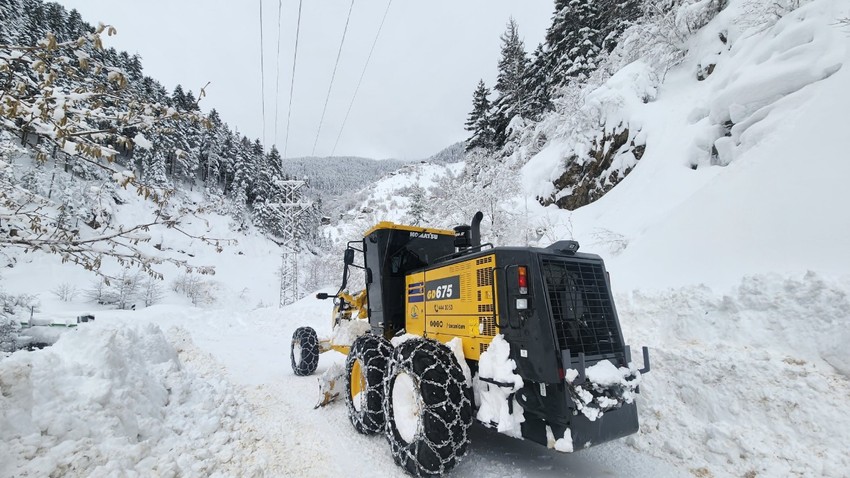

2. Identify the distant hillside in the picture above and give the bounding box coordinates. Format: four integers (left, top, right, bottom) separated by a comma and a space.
426, 142, 465, 164
281, 156, 404, 212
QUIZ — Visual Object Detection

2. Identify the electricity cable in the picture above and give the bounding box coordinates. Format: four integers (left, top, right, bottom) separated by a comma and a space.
273, 0, 283, 150
259, 0, 266, 147
311, 0, 355, 157
283, 0, 303, 159
331, 0, 393, 156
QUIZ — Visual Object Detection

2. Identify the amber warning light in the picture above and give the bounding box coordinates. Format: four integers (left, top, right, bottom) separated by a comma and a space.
518, 266, 528, 295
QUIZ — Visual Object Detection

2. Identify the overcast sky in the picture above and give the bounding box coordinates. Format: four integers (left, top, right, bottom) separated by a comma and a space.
53, 1, 554, 160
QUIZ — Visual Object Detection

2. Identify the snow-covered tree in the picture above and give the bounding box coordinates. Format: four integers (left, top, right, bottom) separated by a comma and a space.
407, 183, 428, 226
545, 0, 642, 87
524, 43, 553, 120
464, 80, 494, 152
491, 18, 531, 149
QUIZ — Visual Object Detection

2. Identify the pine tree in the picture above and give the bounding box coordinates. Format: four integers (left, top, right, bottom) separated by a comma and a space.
464, 80, 494, 152
135, 131, 170, 187
65, 8, 86, 40
545, 0, 642, 88
44, 3, 66, 40
21, 0, 46, 46
252, 146, 286, 236
546, 0, 601, 85
172, 85, 187, 109
491, 18, 530, 149
524, 43, 553, 120
200, 109, 229, 189
599, 0, 641, 53
407, 184, 427, 226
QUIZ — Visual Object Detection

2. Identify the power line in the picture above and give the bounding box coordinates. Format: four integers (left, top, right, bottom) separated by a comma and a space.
273, 0, 283, 150
311, 0, 355, 157
283, 0, 303, 159
258, 0, 266, 147
331, 0, 393, 157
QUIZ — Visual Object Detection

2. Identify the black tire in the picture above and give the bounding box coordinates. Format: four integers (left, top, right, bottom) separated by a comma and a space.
383, 338, 473, 477
290, 326, 320, 376
345, 334, 392, 434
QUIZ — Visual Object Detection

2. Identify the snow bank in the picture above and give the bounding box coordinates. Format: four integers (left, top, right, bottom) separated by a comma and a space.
621, 272, 850, 477
0, 323, 264, 477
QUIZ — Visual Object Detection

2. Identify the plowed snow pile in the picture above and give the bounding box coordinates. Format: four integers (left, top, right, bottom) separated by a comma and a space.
0, 324, 265, 478
620, 273, 850, 477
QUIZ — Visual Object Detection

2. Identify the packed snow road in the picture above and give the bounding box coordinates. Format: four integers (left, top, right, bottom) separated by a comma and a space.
146, 297, 687, 478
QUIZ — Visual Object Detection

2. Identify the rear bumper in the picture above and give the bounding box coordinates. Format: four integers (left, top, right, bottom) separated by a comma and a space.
519, 400, 639, 451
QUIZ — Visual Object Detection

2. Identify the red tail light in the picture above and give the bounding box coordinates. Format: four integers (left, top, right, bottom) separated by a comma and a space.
518, 266, 528, 294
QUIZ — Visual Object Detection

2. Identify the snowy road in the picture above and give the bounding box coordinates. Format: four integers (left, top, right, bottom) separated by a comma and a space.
137, 298, 688, 478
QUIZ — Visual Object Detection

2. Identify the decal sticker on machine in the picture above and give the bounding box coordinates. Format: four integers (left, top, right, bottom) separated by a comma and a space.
408, 281, 424, 303
425, 276, 460, 301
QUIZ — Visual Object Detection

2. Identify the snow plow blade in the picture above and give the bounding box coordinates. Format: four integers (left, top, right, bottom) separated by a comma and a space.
314, 363, 345, 409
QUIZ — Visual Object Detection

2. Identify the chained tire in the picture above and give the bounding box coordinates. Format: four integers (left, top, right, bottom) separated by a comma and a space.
383, 338, 473, 477
290, 326, 320, 376
345, 334, 392, 434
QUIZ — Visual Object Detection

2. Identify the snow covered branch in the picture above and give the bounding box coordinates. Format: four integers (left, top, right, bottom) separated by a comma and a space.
0, 26, 208, 187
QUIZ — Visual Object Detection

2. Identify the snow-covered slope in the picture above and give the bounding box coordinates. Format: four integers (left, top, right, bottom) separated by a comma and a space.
523, 0, 850, 292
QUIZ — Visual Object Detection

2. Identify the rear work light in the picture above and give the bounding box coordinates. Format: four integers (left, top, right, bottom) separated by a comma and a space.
517, 266, 528, 295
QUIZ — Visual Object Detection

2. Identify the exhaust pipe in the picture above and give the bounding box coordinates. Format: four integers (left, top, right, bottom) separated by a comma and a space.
470, 211, 483, 247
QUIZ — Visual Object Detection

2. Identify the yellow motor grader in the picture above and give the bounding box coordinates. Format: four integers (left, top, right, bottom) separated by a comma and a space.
290, 212, 650, 476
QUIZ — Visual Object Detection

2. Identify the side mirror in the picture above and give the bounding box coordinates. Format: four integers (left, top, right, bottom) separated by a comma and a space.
344, 248, 355, 265
316, 292, 330, 300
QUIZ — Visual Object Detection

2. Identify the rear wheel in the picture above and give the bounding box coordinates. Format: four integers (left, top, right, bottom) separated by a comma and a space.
290, 327, 319, 376
384, 338, 473, 477
345, 334, 392, 434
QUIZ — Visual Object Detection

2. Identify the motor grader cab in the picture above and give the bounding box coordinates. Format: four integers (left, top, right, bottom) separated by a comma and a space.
290, 213, 650, 476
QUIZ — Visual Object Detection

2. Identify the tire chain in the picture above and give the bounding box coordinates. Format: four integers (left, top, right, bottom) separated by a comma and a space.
291, 326, 320, 376
383, 338, 473, 477
345, 334, 393, 434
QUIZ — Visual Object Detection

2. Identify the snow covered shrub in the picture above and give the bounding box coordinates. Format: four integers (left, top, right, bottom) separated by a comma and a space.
50, 283, 79, 302
85, 279, 119, 306
172, 273, 217, 306
140, 276, 165, 307
0, 287, 40, 354
85, 270, 143, 309
737, 0, 810, 30
114, 269, 142, 310
614, 0, 726, 74
0, 318, 16, 354
589, 228, 630, 255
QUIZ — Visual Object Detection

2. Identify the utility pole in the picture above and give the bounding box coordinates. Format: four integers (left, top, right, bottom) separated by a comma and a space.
278, 179, 310, 307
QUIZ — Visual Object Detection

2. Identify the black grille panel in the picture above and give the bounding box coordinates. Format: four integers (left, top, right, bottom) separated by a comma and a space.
540, 258, 622, 357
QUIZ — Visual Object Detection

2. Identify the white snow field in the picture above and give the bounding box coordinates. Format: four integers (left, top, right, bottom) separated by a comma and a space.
3, 0, 850, 477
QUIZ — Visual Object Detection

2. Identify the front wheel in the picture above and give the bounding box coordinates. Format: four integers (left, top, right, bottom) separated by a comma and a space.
383, 338, 473, 477
345, 334, 392, 434
291, 326, 320, 376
